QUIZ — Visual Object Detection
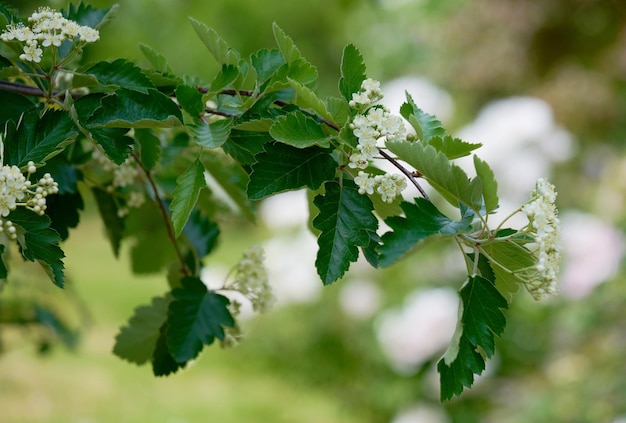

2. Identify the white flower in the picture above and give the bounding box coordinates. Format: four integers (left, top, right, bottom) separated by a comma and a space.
228, 245, 275, 313
348, 152, 369, 169
354, 171, 375, 195
375, 173, 407, 203
521, 178, 561, 300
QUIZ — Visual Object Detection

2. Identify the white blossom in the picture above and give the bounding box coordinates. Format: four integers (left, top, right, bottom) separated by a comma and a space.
228, 245, 275, 313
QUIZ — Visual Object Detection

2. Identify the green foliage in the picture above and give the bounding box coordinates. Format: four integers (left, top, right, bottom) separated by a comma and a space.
0, 4, 559, 404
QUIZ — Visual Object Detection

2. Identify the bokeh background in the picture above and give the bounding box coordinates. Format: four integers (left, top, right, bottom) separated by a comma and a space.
1, 0, 625, 422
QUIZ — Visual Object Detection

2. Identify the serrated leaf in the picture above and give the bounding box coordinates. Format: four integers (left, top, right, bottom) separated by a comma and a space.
175, 84, 204, 117
209, 64, 239, 93
473, 155, 499, 214
438, 275, 507, 400
42, 156, 83, 240
0, 91, 34, 126
82, 59, 155, 94
232, 118, 275, 132
139, 43, 174, 74
287, 77, 333, 121
113, 296, 170, 365
265, 58, 318, 92
191, 118, 233, 148
10, 209, 65, 288
134, 128, 162, 171
87, 89, 182, 128
91, 128, 134, 165
166, 276, 234, 362
481, 241, 532, 301
4, 109, 78, 168
427, 135, 481, 160
152, 323, 186, 376
378, 198, 473, 267
400, 92, 446, 142
92, 187, 124, 257
188, 18, 240, 65
326, 96, 351, 128
170, 159, 206, 238
247, 143, 337, 200
339, 44, 366, 102
386, 141, 484, 212
63, 2, 116, 29
251, 48, 285, 85
273, 22, 301, 64
313, 180, 378, 284
269, 111, 331, 148
182, 209, 219, 259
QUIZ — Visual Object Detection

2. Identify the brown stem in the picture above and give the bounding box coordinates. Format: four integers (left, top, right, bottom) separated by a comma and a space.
378, 149, 430, 200
131, 152, 191, 276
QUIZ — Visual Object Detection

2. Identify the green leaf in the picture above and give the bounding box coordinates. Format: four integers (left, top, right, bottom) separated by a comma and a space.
188, 18, 240, 65
175, 84, 204, 117
473, 155, 499, 214
170, 159, 206, 238
113, 296, 170, 365
82, 59, 155, 94
4, 109, 78, 168
42, 156, 83, 240
438, 275, 508, 400
378, 198, 473, 267
139, 43, 174, 74
247, 143, 337, 200
152, 323, 186, 376
400, 93, 446, 142
386, 141, 483, 212
0, 244, 8, 279
166, 276, 234, 362
0, 92, 34, 126
481, 241, 532, 301
191, 118, 233, 148
209, 64, 239, 93
427, 135, 481, 160
87, 89, 182, 128
64, 2, 116, 29
134, 128, 162, 171
339, 44, 366, 102
273, 22, 301, 64
269, 111, 331, 148
233, 118, 275, 132
183, 209, 220, 259
91, 128, 134, 165
326, 96, 351, 128
201, 152, 256, 221
251, 48, 286, 85
92, 187, 124, 257
313, 180, 378, 285
10, 209, 65, 288
288, 78, 333, 121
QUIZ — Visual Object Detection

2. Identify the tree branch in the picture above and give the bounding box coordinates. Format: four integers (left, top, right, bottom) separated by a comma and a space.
378, 149, 430, 200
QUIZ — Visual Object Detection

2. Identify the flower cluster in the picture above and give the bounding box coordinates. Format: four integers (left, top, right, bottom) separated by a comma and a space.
227, 245, 274, 313
521, 178, 561, 300
348, 78, 383, 109
354, 171, 407, 203
0, 162, 59, 237
0, 7, 99, 63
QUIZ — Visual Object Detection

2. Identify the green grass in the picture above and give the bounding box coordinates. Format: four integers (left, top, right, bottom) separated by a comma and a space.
0, 217, 361, 423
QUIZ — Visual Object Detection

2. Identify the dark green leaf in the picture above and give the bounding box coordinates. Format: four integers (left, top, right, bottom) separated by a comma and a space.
183, 209, 220, 259
44, 156, 84, 239
400, 93, 446, 142
82, 59, 155, 94
313, 180, 378, 285
87, 89, 182, 128
134, 128, 161, 171
191, 118, 233, 148
92, 187, 124, 257
0, 92, 34, 127
427, 135, 481, 160
152, 323, 186, 376
222, 130, 272, 166
113, 296, 170, 365
63, 2, 116, 29
339, 44, 366, 102
188, 18, 240, 65
0, 244, 7, 279
4, 109, 78, 167
167, 276, 234, 362
247, 143, 337, 200
378, 198, 473, 267
170, 159, 206, 238
269, 111, 331, 148
175, 84, 204, 117
10, 209, 65, 288
437, 275, 508, 400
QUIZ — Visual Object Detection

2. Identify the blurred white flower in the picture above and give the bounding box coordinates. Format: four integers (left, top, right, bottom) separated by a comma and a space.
382, 76, 455, 123
259, 189, 310, 230
559, 211, 625, 299
375, 288, 459, 374
391, 403, 450, 423
339, 279, 381, 319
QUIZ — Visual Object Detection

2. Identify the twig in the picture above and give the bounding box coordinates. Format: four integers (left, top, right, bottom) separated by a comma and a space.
378, 149, 430, 200
131, 152, 191, 276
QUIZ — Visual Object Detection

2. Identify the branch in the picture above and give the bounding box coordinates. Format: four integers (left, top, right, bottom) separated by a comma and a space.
131, 152, 191, 276
0, 80, 82, 99
378, 149, 430, 200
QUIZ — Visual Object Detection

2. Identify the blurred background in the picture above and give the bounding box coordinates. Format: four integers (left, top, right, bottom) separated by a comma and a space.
1, 0, 626, 422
